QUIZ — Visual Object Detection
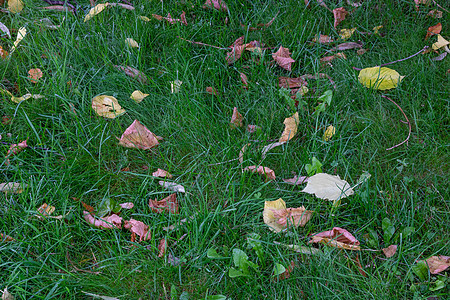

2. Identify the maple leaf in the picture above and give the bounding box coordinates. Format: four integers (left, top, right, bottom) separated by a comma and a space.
124, 219, 151, 242
302, 173, 354, 202
118, 120, 160, 150
309, 227, 360, 250
91, 95, 126, 118
425, 23, 441, 40
203, 0, 228, 12
272, 46, 295, 71
263, 198, 313, 232
279, 112, 299, 143
333, 7, 349, 28
230, 107, 244, 128
243, 166, 276, 181
358, 67, 404, 90
149, 193, 179, 214
28, 68, 43, 83
152, 168, 173, 179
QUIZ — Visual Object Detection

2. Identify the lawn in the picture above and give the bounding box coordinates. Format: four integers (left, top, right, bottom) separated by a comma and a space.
0, 0, 449, 299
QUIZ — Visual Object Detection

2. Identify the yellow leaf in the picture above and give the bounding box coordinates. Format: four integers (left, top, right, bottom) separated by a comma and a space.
84, 3, 110, 22
339, 28, 356, 40
125, 38, 139, 48
323, 125, 335, 141
9, 27, 26, 55
1, 89, 44, 103
8, 0, 24, 13
279, 112, 299, 142
91, 95, 126, 118
170, 80, 182, 93
263, 198, 287, 232
373, 25, 383, 34
139, 16, 151, 22
263, 198, 313, 232
432, 34, 450, 50
358, 67, 404, 90
130, 90, 149, 103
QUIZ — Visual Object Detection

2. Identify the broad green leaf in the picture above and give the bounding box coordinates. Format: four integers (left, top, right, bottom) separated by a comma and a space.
273, 263, 286, 276
305, 157, 322, 176
232, 249, 249, 269
205, 295, 227, 300
429, 279, 446, 291
412, 260, 429, 281
402, 227, 415, 239
358, 67, 404, 90
207, 248, 225, 259
228, 267, 246, 278
313, 90, 333, 115
97, 198, 121, 217
382, 218, 395, 243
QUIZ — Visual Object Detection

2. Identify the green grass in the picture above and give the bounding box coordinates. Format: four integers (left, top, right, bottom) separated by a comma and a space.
1, 0, 449, 299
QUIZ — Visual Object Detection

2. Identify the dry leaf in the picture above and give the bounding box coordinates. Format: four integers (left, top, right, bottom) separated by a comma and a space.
427, 10, 443, 18
170, 80, 182, 93
358, 67, 404, 90
149, 193, 179, 214
339, 28, 356, 40
373, 25, 383, 35
130, 90, 148, 103
431, 51, 447, 61
230, 107, 244, 128
159, 181, 186, 193
320, 53, 346, 63
158, 239, 167, 258
1, 234, 15, 242
91, 95, 126, 118
301, 173, 354, 201
84, 3, 110, 22
278, 77, 308, 90
240, 72, 249, 89
309, 227, 360, 250
9, 27, 26, 55
0, 22, 11, 39
80, 292, 119, 300
279, 112, 299, 143
243, 165, 276, 181
323, 125, 336, 141
0, 46, 8, 59
118, 120, 160, 150
28, 68, 43, 83
41, 5, 74, 13
272, 46, 295, 71
330, 42, 362, 51
152, 13, 187, 25
357, 48, 367, 55
7, 0, 24, 13
83, 211, 123, 229
283, 175, 308, 185
312, 34, 334, 44
114, 65, 148, 84
238, 143, 250, 164
247, 125, 260, 133
124, 219, 151, 242
226, 44, 246, 64
0, 182, 27, 194
241, 13, 278, 31
263, 198, 312, 232
333, 7, 349, 28
203, 0, 228, 12
152, 168, 173, 179
1, 287, 14, 300
382, 245, 398, 258
206, 87, 218, 96
125, 38, 139, 48
37, 203, 55, 219
6, 139, 27, 156
432, 34, 450, 50
261, 142, 285, 160
426, 255, 450, 274
139, 15, 151, 22
425, 23, 441, 40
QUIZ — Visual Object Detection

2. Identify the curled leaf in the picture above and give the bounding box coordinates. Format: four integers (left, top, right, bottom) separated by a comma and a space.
114, 65, 149, 84
432, 34, 450, 50
83, 211, 123, 229
36, 203, 55, 219
330, 42, 362, 51
84, 3, 110, 22
130, 90, 149, 103
323, 125, 335, 141
230, 107, 244, 128
358, 67, 404, 90
243, 165, 276, 181
152, 168, 173, 178
279, 112, 299, 143
158, 239, 167, 258
125, 38, 139, 48
91, 95, 126, 118
263, 198, 312, 232
301, 173, 354, 201
0, 22, 11, 39
118, 120, 160, 150
149, 193, 178, 214
124, 219, 151, 242
170, 80, 182, 93
309, 227, 360, 250
159, 181, 186, 193
272, 46, 295, 71
9, 27, 26, 55
333, 7, 349, 28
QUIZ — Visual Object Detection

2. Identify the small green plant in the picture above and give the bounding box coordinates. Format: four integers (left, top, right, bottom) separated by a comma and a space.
305, 157, 323, 176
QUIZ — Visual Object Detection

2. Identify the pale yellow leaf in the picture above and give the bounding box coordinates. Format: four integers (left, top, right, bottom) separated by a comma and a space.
279, 112, 299, 142
125, 38, 139, 48
373, 25, 383, 34
9, 27, 26, 55
358, 67, 404, 90
91, 95, 125, 118
323, 125, 335, 141
139, 15, 151, 22
130, 90, 148, 103
170, 80, 182, 93
0, 182, 27, 194
301, 173, 354, 201
84, 3, 110, 22
8, 0, 24, 13
432, 34, 450, 50
263, 198, 312, 232
1, 287, 14, 300
339, 28, 356, 40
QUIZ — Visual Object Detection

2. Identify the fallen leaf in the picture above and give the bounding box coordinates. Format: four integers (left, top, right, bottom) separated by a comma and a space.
206, 87, 218, 96
283, 175, 308, 185
0, 22, 11, 39
382, 245, 398, 258
91, 95, 126, 118
125, 38, 139, 48
28, 68, 43, 83
426, 255, 450, 274
202, 0, 228, 12
9, 27, 26, 55
238, 143, 251, 164
356, 48, 367, 55
301, 173, 354, 201
40, 5, 74, 14
139, 15, 151, 22
320, 53, 346, 63
230, 107, 244, 128
226, 39, 246, 64
278, 77, 308, 90
333, 7, 349, 28
240, 72, 249, 89
1, 234, 15, 242
339, 28, 356, 40
159, 181, 186, 193
113, 65, 148, 84
425, 23, 441, 40
243, 165, 276, 181
6, 139, 27, 156
0, 46, 8, 59
312, 34, 334, 44
373, 25, 383, 35
152, 168, 173, 179
36, 203, 56, 219
119, 202, 134, 209
118, 120, 160, 150
263, 198, 312, 232
0, 182, 27, 194
152, 13, 187, 25
158, 239, 167, 257
432, 34, 450, 50
279, 112, 299, 143
1, 287, 14, 300
274, 241, 322, 255
7, 0, 24, 13
276, 261, 295, 281
358, 66, 404, 90
247, 125, 260, 133
330, 42, 362, 51
149, 193, 179, 214
323, 125, 336, 141
309, 227, 360, 250
130, 90, 148, 103
84, 3, 110, 22
83, 211, 123, 229
272, 46, 295, 71
124, 219, 151, 242
427, 10, 443, 18
241, 13, 278, 31
170, 79, 182, 93
261, 142, 285, 160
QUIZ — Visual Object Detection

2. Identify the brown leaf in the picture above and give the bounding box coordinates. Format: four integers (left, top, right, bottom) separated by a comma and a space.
320, 52, 346, 63
37, 203, 55, 219
206, 86, 218, 96
149, 193, 179, 214
1, 233, 14, 242
309, 227, 360, 250
158, 181, 186, 193
240, 72, 249, 89
382, 245, 398, 258
272, 46, 295, 71
278, 77, 308, 90
230, 107, 244, 128
202, 0, 228, 12
6, 139, 27, 156
226, 44, 246, 64
247, 125, 260, 133
152, 168, 173, 179
330, 42, 362, 51
243, 165, 276, 181
425, 23, 441, 40
158, 239, 167, 258
152, 12, 187, 25
427, 10, 443, 19
312, 34, 334, 44
279, 112, 299, 142
124, 219, 151, 242
28, 68, 43, 83
113, 65, 148, 84
426, 255, 450, 274
333, 7, 349, 28
83, 211, 123, 229
0, 46, 8, 59
357, 48, 367, 55
273, 207, 313, 228
118, 120, 160, 150
241, 13, 278, 31
40, 5, 74, 14
80, 201, 95, 213
283, 175, 308, 185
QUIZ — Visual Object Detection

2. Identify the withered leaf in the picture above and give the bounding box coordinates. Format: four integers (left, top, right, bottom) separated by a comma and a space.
118, 120, 160, 150
1, 233, 15, 242
202, 0, 228, 12
149, 193, 179, 214
426, 255, 450, 274
113, 65, 148, 84
206, 87, 218, 96
28, 68, 43, 83
240, 72, 249, 89
382, 245, 398, 258
272, 46, 295, 71
309, 227, 360, 250
158, 239, 167, 258
283, 175, 308, 185
312, 34, 334, 44
243, 165, 276, 181
124, 219, 151, 242
279, 77, 308, 90
333, 7, 349, 28
159, 181, 186, 193
230, 107, 244, 128
263, 198, 312, 232
425, 23, 441, 40
83, 211, 123, 229
330, 42, 362, 51
152, 168, 173, 179
279, 112, 299, 142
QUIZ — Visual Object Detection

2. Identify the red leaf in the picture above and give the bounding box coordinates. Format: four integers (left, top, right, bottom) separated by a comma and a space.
333, 7, 349, 28
149, 193, 179, 214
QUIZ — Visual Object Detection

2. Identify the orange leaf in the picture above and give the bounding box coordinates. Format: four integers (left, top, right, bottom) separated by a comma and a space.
425, 23, 441, 40
28, 68, 43, 83
243, 165, 276, 181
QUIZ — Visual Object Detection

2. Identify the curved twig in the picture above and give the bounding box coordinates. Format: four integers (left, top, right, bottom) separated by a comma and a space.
381, 95, 411, 151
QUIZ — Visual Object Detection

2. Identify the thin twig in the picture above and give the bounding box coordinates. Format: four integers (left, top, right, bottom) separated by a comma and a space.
381, 95, 411, 151
432, 0, 449, 13
177, 36, 229, 50
353, 46, 429, 71
207, 157, 239, 166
